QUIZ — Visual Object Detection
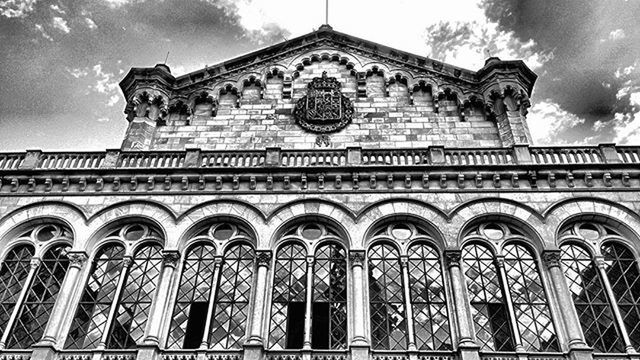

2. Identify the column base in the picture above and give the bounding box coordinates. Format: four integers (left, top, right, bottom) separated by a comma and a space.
137, 344, 161, 360
567, 347, 593, 360
245, 336, 264, 346
350, 344, 370, 360
457, 343, 480, 360
30, 343, 58, 360
243, 343, 264, 360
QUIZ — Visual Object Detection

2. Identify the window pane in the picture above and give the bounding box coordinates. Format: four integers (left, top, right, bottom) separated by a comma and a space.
65, 244, 126, 349
8, 244, 70, 349
368, 244, 407, 350
313, 243, 347, 349
560, 244, 624, 352
167, 244, 216, 349
107, 244, 163, 348
269, 243, 307, 349
209, 244, 255, 349
503, 244, 558, 351
407, 244, 451, 350
0, 245, 35, 340
462, 244, 514, 351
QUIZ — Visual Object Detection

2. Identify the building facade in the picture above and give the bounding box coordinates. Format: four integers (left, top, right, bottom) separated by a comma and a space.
0, 25, 639, 360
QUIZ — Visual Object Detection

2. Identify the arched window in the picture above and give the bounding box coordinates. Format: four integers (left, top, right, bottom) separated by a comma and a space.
559, 220, 640, 352
368, 243, 407, 350
168, 222, 255, 349
312, 243, 347, 349
65, 223, 163, 349
462, 222, 558, 352
269, 242, 307, 349
0, 224, 72, 349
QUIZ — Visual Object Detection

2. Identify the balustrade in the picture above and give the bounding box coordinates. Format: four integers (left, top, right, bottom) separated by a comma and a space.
201, 151, 265, 167
280, 150, 346, 166
530, 147, 603, 164
362, 149, 429, 165
37, 153, 105, 169
443, 149, 513, 165
0, 153, 25, 170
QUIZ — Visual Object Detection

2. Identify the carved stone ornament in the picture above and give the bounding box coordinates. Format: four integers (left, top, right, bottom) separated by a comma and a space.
443, 250, 462, 269
294, 71, 354, 133
349, 250, 365, 267
162, 250, 181, 267
256, 250, 273, 267
542, 250, 562, 269
68, 252, 88, 268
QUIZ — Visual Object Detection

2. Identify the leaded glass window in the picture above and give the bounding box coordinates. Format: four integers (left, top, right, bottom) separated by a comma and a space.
269, 242, 307, 349
313, 243, 347, 349
462, 243, 514, 351
368, 243, 407, 350
209, 243, 255, 349
0, 245, 36, 341
65, 223, 163, 349
601, 242, 640, 349
408, 243, 451, 350
503, 244, 558, 351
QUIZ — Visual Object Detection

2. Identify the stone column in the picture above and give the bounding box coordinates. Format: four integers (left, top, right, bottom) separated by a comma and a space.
99, 256, 133, 348
245, 251, 272, 360
303, 255, 315, 350
443, 251, 476, 348
143, 250, 180, 345
38, 252, 88, 346
349, 251, 369, 360
0, 257, 41, 349
494, 256, 525, 352
595, 256, 636, 353
201, 256, 223, 349
399, 256, 417, 351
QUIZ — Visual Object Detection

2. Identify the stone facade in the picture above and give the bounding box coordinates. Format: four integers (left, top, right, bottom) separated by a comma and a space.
0, 25, 638, 360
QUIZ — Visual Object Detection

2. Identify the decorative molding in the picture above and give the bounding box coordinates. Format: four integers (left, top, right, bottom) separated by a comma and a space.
162, 250, 181, 267
542, 250, 562, 269
256, 250, 273, 267
349, 250, 365, 267
68, 252, 88, 268
443, 250, 461, 269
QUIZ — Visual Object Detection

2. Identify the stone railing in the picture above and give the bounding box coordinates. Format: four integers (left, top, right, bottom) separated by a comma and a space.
0, 144, 635, 172
480, 353, 566, 360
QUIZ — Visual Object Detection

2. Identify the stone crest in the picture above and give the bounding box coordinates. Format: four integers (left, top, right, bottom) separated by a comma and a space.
294, 71, 354, 133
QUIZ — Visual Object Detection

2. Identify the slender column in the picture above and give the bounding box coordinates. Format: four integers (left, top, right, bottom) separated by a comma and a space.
39, 252, 88, 345
0, 257, 41, 349
542, 251, 588, 348
399, 256, 417, 351
144, 250, 180, 345
99, 256, 133, 348
494, 256, 525, 352
349, 251, 368, 345
595, 256, 636, 353
443, 251, 476, 348
200, 256, 223, 349
246, 250, 272, 345
303, 255, 314, 350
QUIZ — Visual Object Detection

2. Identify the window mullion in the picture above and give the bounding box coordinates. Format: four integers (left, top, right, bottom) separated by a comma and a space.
349, 251, 367, 346
200, 256, 223, 349
495, 255, 524, 352
594, 256, 635, 353
99, 255, 133, 348
0, 256, 40, 349
303, 255, 314, 349
399, 255, 417, 351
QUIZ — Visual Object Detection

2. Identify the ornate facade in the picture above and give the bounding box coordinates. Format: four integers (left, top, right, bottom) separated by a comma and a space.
0, 25, 639, 360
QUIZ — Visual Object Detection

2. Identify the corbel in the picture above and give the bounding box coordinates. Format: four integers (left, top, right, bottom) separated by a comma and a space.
250, 176, 257, 190
199, 175, 207, 190
475, 174, 483, 188
493, 173, 501, 188
164, 176, 172, 190
457, 173, 465, 189
622, 172, 630, 187
528, 171, 537, 189
422, 173, 429, 189
267, 175, 274, 190
95, 177, 104, 191
370, 174, 377, 189
301, 174, 308, 190
603, 172, 612, 187
352, 173, 358, 190
284, 176, 291, 190
511, 173, 519, 188
231, 175, 239, 190
318, 174, 324, 190
10, 178, 19, 192
147, 176, 155, 191
215, 176, 222, 190
404, 174, 411, 189
440, 174, 447, 189
112, 177, 120, 191
566, 172, 574, 188
27, 178, 36, 192
181, 176, 189, 190
129, 177, 137, 191
334, 175, 341, 189
44, 178, 53, 192
584, 172, 593, 187
548, 173, 556, 188
78, 177, 87, 192
387, 174, 394, 189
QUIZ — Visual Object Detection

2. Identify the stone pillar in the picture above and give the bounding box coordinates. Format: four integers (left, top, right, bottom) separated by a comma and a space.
349, 251, 369, 360
201, 256, 223, 348
595, 256, 636, 354
0, 257, 41, 349
303, 256, 315, 350
143, 250, 181, 345
400, 256, 417, 351
245, 251, 272, 360
444, 251, 480, 360
99, 256, 133, 348
494, 256, 525, 352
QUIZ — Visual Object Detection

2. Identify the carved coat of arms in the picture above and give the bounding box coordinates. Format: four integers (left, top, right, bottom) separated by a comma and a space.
294, 71, 354, 133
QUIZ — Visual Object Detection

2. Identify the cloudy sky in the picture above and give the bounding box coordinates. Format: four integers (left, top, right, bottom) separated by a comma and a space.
0, 0, 638, 151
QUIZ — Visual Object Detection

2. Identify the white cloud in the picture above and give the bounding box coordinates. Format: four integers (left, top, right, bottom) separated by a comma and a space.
0, 0, 36, 18
52, 16, 70, 33
107, 95, 120, 106
84, 17, 97, 30
102, 0, 130, 8
609, 28, 626, 41
97, 117, 110, 122
526, 100, 586, 145
50, 4, 64, 14
67, 67, 89, 78
34, 23, 52, 41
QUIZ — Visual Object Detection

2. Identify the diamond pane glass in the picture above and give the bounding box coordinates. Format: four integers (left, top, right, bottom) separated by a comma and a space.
407, 244, 451, 350
167, 244, 216, 349
0, 245, 35, 340
560, 244, 624, 352
503, 244, 558, 351
601, 242, 640, 349
313, 243, 347, 349
209, 243, 254, 349
462, 244, 514, 351
269, 243, 307, 349
368, 244, 407, 350
8, 244, 70, 349
107, 244, 163, 349
65, 244, 126, 349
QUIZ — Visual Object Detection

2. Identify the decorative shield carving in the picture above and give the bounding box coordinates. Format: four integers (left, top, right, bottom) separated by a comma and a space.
294, 71, 354, 133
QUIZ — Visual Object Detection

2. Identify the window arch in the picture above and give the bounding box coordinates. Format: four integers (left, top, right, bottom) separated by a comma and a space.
0, 223, 72, 349
461, 221, 558, 352
168, 221, 256, 349
65, 223, 163, 349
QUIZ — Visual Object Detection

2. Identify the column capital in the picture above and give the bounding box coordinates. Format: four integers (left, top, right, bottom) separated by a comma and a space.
399, 255, 409, 267
306, 255, 315, 265
349, 250, 365, 268
122, 255, 134, 268
494, 255, 505, 268
594, 256, 607, 269
29, 257, 42, 269
68, 251, 89, 268
162, 250, 181, 268
256, 250, 273, 268
443, 250, 462, 269
214, 255, 224, 265
542, 250, 562, 269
